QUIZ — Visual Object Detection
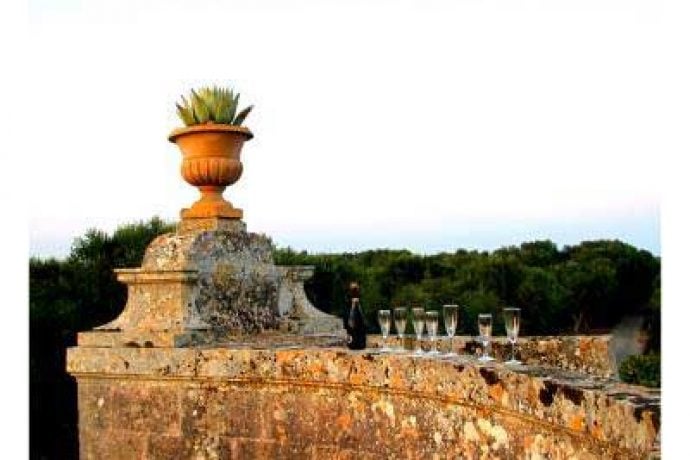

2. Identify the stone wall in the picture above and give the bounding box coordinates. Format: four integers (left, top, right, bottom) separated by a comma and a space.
67, 335, 660, 459
369, 335, 617, 378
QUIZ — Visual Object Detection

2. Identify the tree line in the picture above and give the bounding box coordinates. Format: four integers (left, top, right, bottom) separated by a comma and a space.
275, 240, 660, 345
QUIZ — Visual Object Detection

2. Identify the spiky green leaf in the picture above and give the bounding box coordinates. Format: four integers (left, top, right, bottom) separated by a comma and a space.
175, 85, 252, 126
176, 103, 196, 126
233, 105, 253, 126
190, 89, 210, 123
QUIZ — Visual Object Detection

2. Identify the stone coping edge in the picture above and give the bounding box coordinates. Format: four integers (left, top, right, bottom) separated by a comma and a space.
66, 346, 660, 453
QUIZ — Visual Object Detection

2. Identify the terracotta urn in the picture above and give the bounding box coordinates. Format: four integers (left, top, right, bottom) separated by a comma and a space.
168, 124, 253, 219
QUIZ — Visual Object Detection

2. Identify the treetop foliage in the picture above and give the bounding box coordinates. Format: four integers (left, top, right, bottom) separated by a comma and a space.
274, 238, 660, 339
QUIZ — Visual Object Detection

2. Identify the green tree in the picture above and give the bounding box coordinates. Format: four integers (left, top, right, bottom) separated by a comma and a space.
519, 240, 562, 267
644, 275, 661, 353
459, 289, 503, 335
515, 267, 567, 334
558, 258, 617, 333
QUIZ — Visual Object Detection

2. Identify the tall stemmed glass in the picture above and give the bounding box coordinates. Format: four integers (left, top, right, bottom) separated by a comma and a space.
425, 311, 440, 354
393, 307, 408, 351
503, 307, 521, 365
442, 304, 459, 357
412, 307, 426, 354
377, 309, 392, 352
477, 313, 494, 362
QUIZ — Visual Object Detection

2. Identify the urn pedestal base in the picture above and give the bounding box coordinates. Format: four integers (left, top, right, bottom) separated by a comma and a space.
180, 186, 243, 219
180, 204, 243, 220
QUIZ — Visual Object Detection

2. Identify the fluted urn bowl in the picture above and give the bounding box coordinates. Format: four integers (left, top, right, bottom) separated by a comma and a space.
168, 124, 253, 219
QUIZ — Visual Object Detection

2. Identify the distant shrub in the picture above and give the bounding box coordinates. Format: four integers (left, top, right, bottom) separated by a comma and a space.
619, 354, 661, 387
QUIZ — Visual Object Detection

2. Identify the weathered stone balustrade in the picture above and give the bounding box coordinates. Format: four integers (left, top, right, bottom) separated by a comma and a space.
67, 334, 660, 459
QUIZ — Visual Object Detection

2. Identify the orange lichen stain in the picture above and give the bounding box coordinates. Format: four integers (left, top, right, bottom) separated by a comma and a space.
349, 372, 365, 385
306, 361, 324, 374
400, 426, 419, 440
568, 414, 586, 432
591, 425, 605, 441
336, 413, 352, 430
578, 340, 591, 355
389, 373, 404, 388
523, 435, 534, 451
274, 351, 294, 366
477, 407, 492, 419
488, 384, 504, 403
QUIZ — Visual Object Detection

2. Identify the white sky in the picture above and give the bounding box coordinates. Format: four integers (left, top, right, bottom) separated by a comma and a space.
24, 0, 687, 258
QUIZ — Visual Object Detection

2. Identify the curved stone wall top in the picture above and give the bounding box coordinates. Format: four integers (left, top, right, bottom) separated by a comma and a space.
67, 342, 660, 458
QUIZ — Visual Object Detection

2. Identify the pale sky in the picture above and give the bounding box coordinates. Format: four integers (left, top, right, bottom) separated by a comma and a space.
25, 0, 685, 258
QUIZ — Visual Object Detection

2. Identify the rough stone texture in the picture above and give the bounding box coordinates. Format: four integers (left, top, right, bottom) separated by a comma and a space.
277, 266, 343, 334
141, 223, 282, 334
370, 334, 617, 378
67, 338, 660, 459
88, 218, 342, 345
97, 269, 208, 333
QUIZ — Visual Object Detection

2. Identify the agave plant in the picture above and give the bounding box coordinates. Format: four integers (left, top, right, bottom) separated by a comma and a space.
176, 86, 253, 126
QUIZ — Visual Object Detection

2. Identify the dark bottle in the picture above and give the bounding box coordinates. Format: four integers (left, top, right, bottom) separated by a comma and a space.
344, 282, 367, 350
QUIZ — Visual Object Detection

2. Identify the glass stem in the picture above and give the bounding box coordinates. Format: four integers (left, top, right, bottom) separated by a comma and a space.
511, 340, 516, 362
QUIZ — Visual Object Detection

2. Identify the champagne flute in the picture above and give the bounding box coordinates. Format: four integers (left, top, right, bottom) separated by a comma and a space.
393, 307, 408, 351
377, 309, 392, 352
477, 313, 494, 362
442, 304, 459, 357
503, 307, 521, 365
425, 310, 440, 354
412, 307, 426, 354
